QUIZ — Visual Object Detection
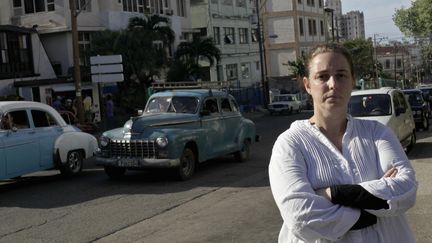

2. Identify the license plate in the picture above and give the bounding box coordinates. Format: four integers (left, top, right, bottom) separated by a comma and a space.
118, 158, 140, 167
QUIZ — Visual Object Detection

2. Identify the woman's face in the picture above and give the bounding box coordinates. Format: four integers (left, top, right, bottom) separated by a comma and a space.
303, 52, 354, 114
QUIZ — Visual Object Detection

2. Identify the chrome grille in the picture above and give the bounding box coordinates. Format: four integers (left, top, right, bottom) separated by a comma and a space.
105, 139, 158, 158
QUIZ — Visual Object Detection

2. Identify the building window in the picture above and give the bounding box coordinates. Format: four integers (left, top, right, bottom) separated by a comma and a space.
320, 20, 324, 35
213, 27, 220, 45
312, 19, 317, 35
251, 28, 258, 42
0, 31, 34, 79
385, 59, 390, 69
308, 19, 313, 35
123, 0, 142, 13
298, 0, 301, 4
14, 0, 55, 14
236, 0, 245, 7
217, 65, 223, 80
239, 28, 248, 44
222, 0, 232, 5
78, 32, 91, 67
299, 18, 304, 36
241, 63, 250, 79
224, 27, 235, 44
318, 0, 322, 8
397, 59, 402, 68
226, 64, 238, 80
76, 0, 91, 11
177, 0, 186, 17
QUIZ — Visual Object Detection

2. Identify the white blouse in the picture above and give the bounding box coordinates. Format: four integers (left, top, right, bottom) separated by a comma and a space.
269, 115, 417, 243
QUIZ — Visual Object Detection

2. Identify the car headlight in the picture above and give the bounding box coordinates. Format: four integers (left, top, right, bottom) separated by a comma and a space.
156, 137, 168, 148
416, 110, 422, 115
100, 136, 110, 147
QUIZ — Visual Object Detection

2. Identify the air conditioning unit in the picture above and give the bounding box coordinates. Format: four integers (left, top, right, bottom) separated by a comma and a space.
13, 7, 24, 16
164, 9, 174, 15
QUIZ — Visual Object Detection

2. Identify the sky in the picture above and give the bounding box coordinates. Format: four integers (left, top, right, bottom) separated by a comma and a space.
341, 0, 413, 41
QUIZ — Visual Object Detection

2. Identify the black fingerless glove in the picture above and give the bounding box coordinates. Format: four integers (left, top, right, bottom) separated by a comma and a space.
350, 209, 377, 230
330, 184, 389, 210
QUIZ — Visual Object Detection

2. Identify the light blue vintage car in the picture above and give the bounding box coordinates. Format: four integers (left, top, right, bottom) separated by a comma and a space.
0, 101, 98, 180
95, 89, 259, 180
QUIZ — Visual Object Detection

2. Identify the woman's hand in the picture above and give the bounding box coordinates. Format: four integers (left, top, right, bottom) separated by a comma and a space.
316, 187, 332, 201
383, 167, 397, 178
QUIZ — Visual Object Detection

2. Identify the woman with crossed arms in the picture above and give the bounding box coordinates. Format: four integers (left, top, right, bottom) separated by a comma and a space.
269, 43, 417, 242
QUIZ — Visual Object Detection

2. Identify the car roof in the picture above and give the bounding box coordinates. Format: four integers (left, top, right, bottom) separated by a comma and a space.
351, 87, 398, 95
0, 101, 67, 126
150, 89, 232, 99
402, 89, 422, 93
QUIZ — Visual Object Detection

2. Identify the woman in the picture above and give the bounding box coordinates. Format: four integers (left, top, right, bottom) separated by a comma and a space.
269, 43, 417, 242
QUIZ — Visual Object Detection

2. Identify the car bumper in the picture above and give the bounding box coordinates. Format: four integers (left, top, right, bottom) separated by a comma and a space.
268, 108, 288, 113
95, 156, 181, 168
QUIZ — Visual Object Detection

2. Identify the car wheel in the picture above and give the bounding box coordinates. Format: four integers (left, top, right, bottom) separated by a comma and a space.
60, 150, 83, 176
422, 115, 429, 130
104, 166, 126, 179
177, 147, 196, 181
406, 131, 416, 154
234, 139, 251, 162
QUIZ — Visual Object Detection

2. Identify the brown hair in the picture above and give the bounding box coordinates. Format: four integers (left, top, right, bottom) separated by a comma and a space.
305, 43, 354, 79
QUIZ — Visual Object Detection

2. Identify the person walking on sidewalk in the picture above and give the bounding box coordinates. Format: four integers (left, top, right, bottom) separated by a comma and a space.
105, 94, 115, 129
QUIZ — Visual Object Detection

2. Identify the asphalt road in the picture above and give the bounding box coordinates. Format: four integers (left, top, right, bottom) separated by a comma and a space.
0, 112, 431, 243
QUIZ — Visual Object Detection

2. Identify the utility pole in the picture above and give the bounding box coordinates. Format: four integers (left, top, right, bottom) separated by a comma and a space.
255, 0, 268, 108
69, 0, 84, 124
394, 43, 397, 88
373, 34, 387, 88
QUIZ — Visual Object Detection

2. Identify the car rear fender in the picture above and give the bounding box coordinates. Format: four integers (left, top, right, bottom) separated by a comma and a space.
54, 132, 98, 163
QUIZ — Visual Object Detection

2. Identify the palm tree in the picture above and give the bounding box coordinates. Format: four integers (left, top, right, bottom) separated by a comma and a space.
88, 15, 176, 110
167, 37, 221, 81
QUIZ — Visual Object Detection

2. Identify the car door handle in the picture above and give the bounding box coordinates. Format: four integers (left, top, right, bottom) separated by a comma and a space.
28, 130, 36, 134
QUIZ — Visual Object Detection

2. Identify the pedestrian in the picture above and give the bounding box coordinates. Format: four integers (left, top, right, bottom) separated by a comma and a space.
268, 43, 417, 243
105, 94, 114, 129
52, 96, 63, 110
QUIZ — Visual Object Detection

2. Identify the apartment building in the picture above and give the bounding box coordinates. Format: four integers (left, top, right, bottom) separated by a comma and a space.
190, 0, 262, 88
340, 10, 365, 40
262, 0, 326, 92
0, 0, 192, 106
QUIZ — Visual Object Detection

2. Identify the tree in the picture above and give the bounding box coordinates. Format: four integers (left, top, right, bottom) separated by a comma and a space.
88, 16, 175, 110
341, 38, 375, 80
393, 0, 432, 37
286, 57, 306, 91
167, 37, 221, 82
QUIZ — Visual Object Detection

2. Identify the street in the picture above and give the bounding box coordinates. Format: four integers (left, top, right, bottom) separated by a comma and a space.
0, 112, 431, 242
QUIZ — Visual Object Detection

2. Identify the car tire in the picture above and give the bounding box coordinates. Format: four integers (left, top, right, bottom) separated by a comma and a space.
234, 139, 251, 162
60, 150, 83, 176
406, 131, 416, 154
177, 147, 196, 181
104, 166, 126, 179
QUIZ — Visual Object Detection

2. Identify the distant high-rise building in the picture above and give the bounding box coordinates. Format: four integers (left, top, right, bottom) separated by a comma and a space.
341, 11, 365, 40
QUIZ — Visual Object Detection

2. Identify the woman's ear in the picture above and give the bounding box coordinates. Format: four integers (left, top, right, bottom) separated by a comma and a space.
303, 76, 311, 94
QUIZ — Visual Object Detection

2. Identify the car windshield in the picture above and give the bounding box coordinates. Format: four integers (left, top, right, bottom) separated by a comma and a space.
274, 96, 293, 102
404, 92, 424, 106
348, 94, 392, 117
145, 96, 198, 114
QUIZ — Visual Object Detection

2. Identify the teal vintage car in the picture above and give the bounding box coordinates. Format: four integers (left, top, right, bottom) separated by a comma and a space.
95, 89, 259, 180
